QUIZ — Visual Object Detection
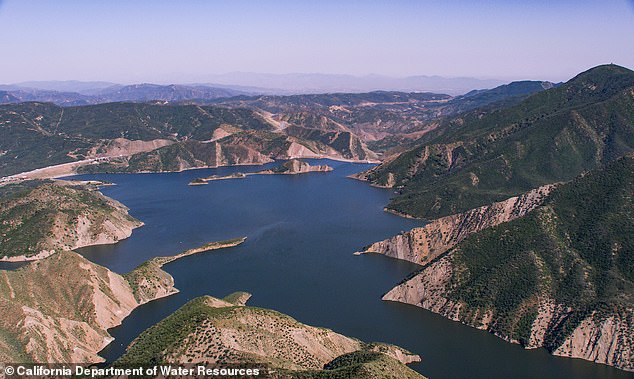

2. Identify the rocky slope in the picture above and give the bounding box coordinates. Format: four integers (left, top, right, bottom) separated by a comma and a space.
116, 294, 424, 378
381, 155, 634, 371
77, 130, 374, 174
359, 184, 555, 265
0, 101, 376, 179
0, 239, 246, 363
0, 181, 142, 261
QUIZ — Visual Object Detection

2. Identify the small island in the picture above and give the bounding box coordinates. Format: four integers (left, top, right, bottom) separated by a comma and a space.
188, 173, 247, 185
188, 159, 333, 185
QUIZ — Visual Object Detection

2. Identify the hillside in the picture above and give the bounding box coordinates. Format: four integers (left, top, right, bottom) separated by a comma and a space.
115, 295, 424, 378
0, 101, 377, 178
359, 184, 555, 265
217, 84, 551, 154
0, 238, 246, 363
382, 155, 634, 371
355, 64, 634, 219
0, 181, 142, 261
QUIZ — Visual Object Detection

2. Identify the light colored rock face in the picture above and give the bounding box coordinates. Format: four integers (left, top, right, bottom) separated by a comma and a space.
383, 256, 462, 322
258, 159, 333, 175
0, 183, 143, 262
88, 138, 175, 158
67, 197, 143, 251
553, 311, 633, 371
384, 254, 634, 372
362, 184, 555, 265
0, 250, 182, 363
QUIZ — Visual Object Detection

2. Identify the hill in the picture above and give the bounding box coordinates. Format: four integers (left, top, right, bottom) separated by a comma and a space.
0, 102, 376, 178
115, 295, 424, 378
0, 236, 245, 363
354, 64, 634, 219
380, 155, 634, 371
0, 181, 141, 261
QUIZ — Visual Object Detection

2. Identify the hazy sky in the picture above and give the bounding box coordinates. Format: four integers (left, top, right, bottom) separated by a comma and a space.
0, 0, 633, 84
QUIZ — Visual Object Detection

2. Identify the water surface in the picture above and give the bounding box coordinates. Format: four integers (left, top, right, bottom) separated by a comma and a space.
74, 160, 630, 379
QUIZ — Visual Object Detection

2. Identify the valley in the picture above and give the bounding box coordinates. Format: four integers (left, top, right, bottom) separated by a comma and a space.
0, 64, 632, 378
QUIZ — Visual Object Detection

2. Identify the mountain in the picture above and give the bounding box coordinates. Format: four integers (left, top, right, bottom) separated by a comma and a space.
115, 295, 423, 378
0, 88, 91, 106
444, 80, 557, 114
0, 91, 20, 103
197, 72, 505, 95
0, 83, 249, 105
11, 80, 118, 95
0, 78, 557, 178
0, 217, 245, 363
378, 154, 634, 371
0, 101, 376, 178
94, 83, 248, 102
213, 84, 555, 154
354, 64, 634, 219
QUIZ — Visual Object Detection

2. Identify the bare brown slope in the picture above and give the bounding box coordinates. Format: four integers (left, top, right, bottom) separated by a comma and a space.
0, 239, 246, 363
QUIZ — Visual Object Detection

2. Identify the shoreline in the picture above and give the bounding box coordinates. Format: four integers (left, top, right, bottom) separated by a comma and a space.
1, 156, 380, 185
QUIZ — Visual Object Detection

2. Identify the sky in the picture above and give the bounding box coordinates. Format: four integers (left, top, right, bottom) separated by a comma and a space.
0, 0, 633, 84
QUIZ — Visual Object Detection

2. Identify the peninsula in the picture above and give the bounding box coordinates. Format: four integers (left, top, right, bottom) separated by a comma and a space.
115, 294, 424, 378
0, 181, 142, 262
0, 237, 246, 363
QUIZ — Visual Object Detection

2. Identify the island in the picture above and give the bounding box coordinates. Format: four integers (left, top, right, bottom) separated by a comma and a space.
188, 159, 333, 185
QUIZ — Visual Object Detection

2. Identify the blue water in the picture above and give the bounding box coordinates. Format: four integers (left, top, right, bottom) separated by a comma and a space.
72, 160, 631, 379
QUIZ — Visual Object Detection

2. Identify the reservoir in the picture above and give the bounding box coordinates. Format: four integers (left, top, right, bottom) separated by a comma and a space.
74, 160, 630, 379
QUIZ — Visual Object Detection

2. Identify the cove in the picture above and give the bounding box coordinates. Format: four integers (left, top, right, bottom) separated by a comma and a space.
74, 160, 630, 379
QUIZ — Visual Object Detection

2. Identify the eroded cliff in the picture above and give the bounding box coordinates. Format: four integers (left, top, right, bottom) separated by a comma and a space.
360, 184, 555, 266
377, 156, 634, 371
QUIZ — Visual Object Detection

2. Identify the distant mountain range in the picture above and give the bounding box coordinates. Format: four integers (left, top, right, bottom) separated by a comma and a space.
0, 83, 251, 106
0, 73, 508, 106
193, 72, 506, 95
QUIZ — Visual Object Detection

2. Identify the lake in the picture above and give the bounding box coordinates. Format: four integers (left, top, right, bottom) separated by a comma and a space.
74, 160, 630, 379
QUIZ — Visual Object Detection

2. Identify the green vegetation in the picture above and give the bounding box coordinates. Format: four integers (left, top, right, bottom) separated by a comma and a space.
0, 181, 140, 259
0, 102, 276, 176
363, 64, 634, 218
115, 297, 235, 366
439, 154, 633, 348
124, 238, 245, 302
115, 295, 424, 378
291, 349, 423, 379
